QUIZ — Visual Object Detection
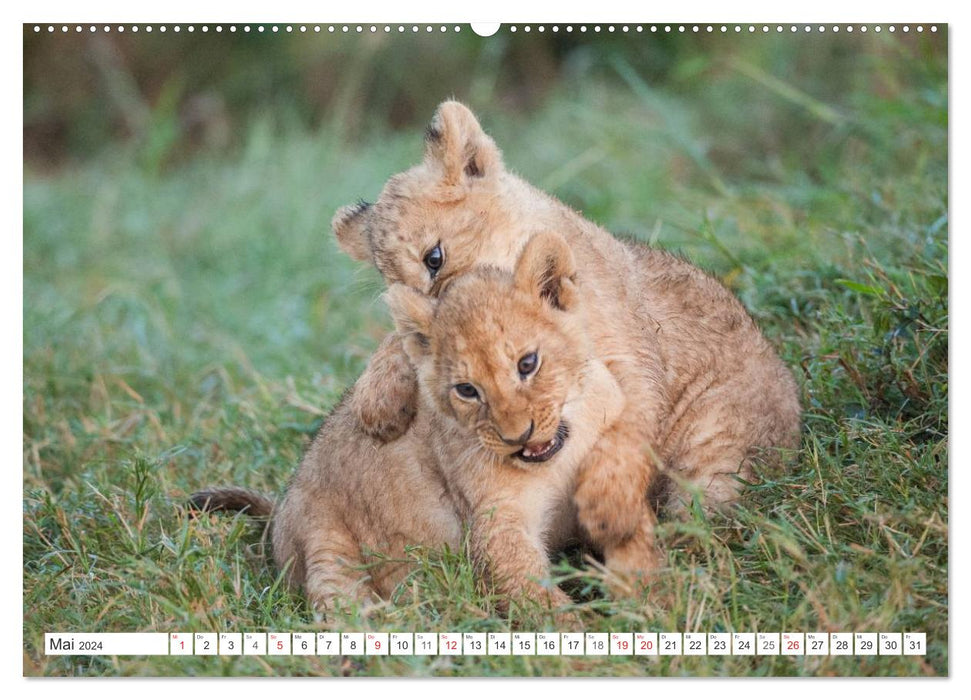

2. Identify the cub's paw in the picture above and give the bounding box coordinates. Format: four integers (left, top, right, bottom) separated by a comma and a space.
602, 536, 662, 597
350, 382, 417, 443
574, 475, 647, 548
350, 334, 419, 443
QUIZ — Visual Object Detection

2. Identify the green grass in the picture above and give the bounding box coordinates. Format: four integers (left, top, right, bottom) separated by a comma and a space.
23, 32, 947, 676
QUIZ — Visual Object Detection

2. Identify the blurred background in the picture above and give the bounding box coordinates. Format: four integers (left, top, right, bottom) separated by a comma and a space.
24, 25, 946, 173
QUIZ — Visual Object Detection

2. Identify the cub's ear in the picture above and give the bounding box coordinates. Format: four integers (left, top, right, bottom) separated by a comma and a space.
424, 101, 503, 189
332, 200, 373, 262
384, 284, 436, 356
513, 232, 579, 311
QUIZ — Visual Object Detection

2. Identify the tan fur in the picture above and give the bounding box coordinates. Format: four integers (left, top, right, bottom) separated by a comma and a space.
386, 233, 631, 606
266, 235, 625, 613
336, 101, 801, 569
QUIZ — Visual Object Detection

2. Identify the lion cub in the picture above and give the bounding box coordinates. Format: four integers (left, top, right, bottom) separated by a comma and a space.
385, 231, 630, 608
335, 100, 801, 561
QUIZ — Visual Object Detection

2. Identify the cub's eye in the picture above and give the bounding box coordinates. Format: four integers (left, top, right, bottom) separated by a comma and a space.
423, 243, 444, 276
454, 383, 480, 400
517, 352, 539, 379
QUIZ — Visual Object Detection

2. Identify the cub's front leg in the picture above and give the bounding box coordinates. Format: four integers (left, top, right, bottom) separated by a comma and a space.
574, 419, 663, 581
349, 333, 419, 443
469, 501, 572, 615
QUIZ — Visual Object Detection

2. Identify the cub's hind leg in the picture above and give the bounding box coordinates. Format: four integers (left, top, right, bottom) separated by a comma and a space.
659, 370, 801, 519
278, 525, 379, 615
660, 436, 757, 519
304, 549, 378, 614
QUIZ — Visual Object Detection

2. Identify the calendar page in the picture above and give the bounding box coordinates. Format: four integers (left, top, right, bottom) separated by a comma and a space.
21, 6, 948, 679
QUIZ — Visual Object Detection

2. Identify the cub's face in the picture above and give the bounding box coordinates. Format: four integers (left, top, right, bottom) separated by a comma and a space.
432, 275, 580, 464
332, 101, 546, 295
387, 232, 588, 467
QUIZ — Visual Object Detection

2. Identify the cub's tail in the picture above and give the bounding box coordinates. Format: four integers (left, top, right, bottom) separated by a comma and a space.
188, 487, 275, 518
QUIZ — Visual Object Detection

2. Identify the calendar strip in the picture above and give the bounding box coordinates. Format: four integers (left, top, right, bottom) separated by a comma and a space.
43, 632, 927, 657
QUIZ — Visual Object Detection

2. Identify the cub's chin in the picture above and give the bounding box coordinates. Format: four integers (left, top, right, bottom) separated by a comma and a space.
513, 422, 570, 464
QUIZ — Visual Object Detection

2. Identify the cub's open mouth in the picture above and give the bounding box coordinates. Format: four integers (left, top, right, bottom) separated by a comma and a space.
514, 423, 570, 463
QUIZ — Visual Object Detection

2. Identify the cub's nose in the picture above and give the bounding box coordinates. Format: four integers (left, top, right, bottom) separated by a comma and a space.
499, 420, 534, 447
